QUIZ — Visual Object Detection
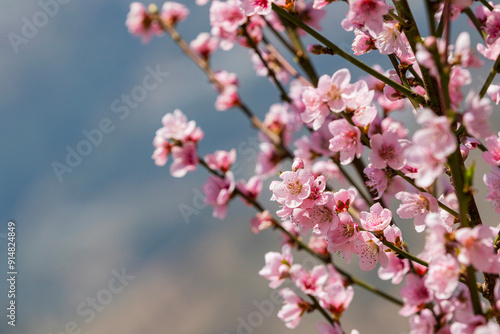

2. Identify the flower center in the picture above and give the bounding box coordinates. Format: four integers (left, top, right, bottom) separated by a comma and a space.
287, 181, 303, 196
327, 84, 342, 101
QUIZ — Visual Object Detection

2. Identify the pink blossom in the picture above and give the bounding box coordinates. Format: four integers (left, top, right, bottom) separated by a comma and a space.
270, 169, 311, 208
277, 288, 308, 329
237, 15, 265, 47
477, 38, 500, 60
170, 142, 198, 178
377, 91, 405, 112
161, 2, 189, 26
397, 42, 418, 63
422, 213, 449, 258
383, 220, 403, 247
259, 244, 293, 288
353, 231, 388, 271
313, 0, 336, 10
215, 85, 240, 111
293, 136, 315, 163
308, 235, 329, 255
395, 191, 439, 232
484, 168, 500, 213
327, 211, 358, 246
364, 164, 388, 200
438, 194, 457, 232
290, 264, 328, 294
328, 119, 363, 165
400, 274, 432, 316
262, 103, 298, 145
375, 22, 409, 55
298, 173, 328, 208
292, 158, 305, 171
483, 133, 500, 166
378, 252, 409, 284
240, 0, 273, 16
156, 109, 199, 142
328, 239, 355, 264
317, 282, 354, 317
434, 2, 463, 21
405, 109, 456, 187
408, 309, 437, 333
383, 71, 405, 101
487, 84, 500, 104
324, 263, 344, 287
190, 32, 218, 60
463, 91, 493, 139
295, 1, 326, 32
359, 203, 392, 232
343, 79, 374, 111
475, 2, 493, 25
341, 0, 389, 35
352, 29, 376, 55
238, 175, 263, 205
449, 66, 471, 108
316, 69, 352, 112
475, 321, 500, 334
451, 32, 483, 68
404, 144, 444, 188
277, 204, 294, 221
211, 26, 238, 50
302, 86, 323, 112
126, 3, 163, 43
333, 189, 356, 213
416, 38, 445, 77
455, 224, 500, 273
424, 253, 460, 299
152, 135, 172, 166
301, 104, 330, 131
376, 117, 409, 139
352, 105, 377, 128
202, 171, 235, 219
214, 70, 239, 89
301, 86, 325, 130
460, 137, 482, 161
209, 0, 246, 32
204, 149, 236, 173
485, 7, 500, 44
255, 142, 281, 176
250, 210, 273, 234
293, 193, 338, 235
369, 131, 406, 170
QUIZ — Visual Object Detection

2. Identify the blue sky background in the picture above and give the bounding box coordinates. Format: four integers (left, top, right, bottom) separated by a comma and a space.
1, 1, 498, 333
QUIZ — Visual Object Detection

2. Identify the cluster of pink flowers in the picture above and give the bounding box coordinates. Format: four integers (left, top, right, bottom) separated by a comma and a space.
152, 109, 203, 177
129, 0, 500, 332
259, 244, 354, 330
397, 215, 500, 332
126, 2, 189, 42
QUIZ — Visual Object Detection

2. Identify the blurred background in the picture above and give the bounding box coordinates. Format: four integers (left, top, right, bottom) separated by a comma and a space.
1, 1, 498, 333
